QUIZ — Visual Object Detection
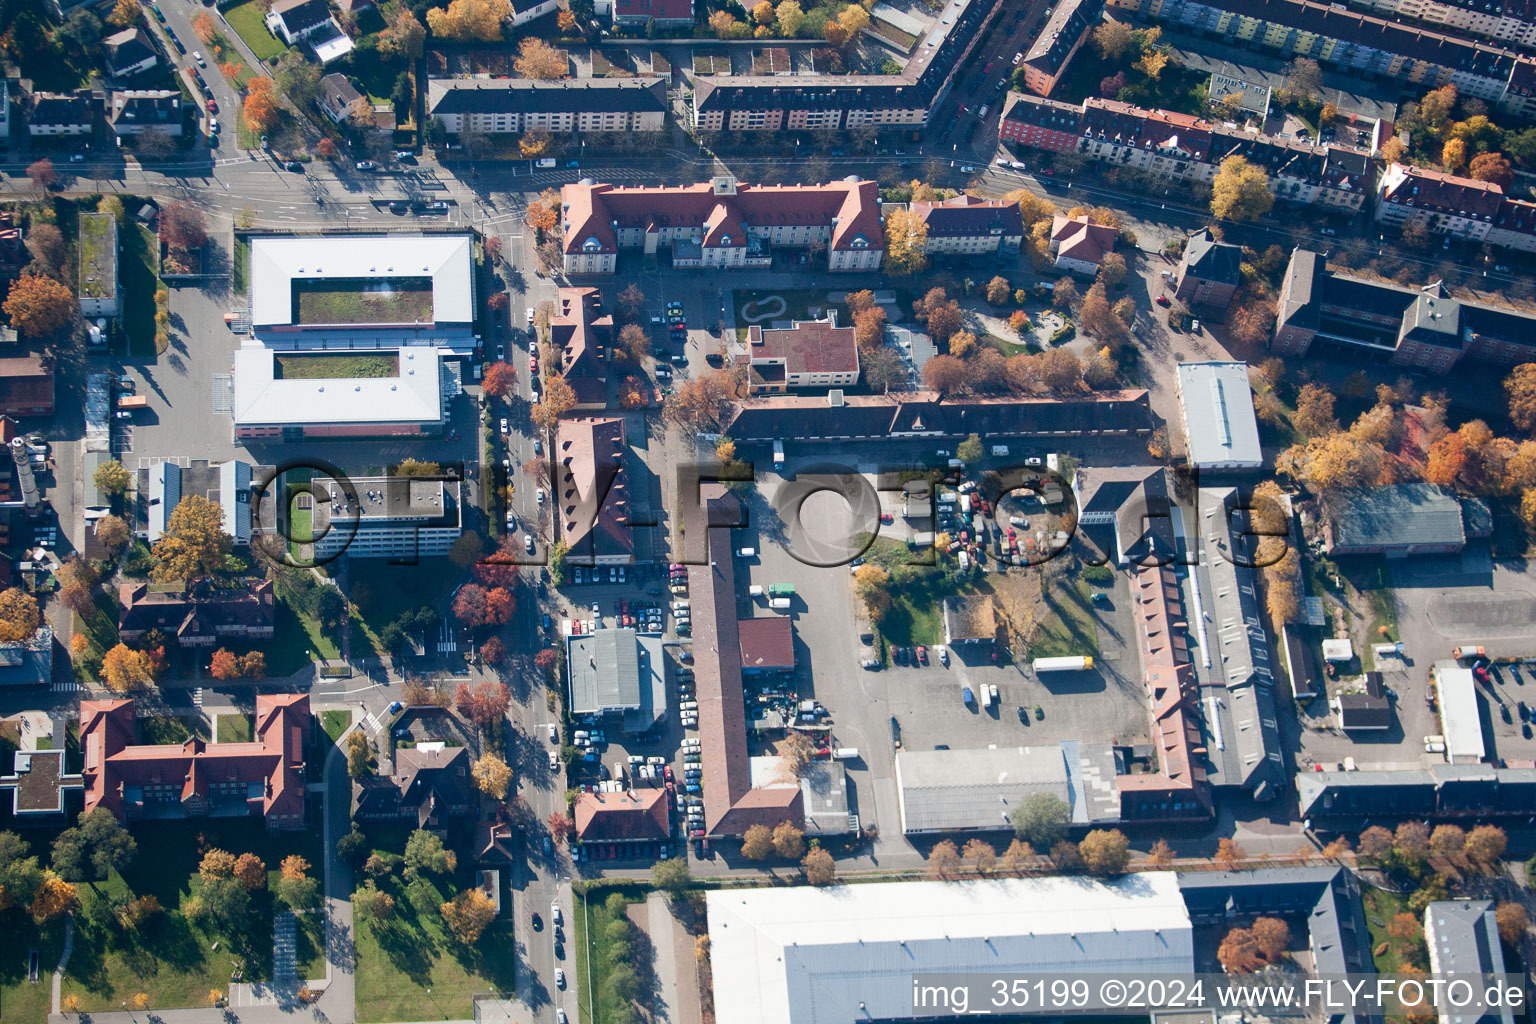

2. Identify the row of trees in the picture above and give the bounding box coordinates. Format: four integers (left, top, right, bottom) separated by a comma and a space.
924, 828, 1134, 879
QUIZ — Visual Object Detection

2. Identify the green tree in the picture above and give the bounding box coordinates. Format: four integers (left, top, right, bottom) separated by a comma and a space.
652, 857, 691, 897
956, 433, 984, 465
1077, 829, 1131, 875
0, 830, 45, 911
346, 730, 373, 778
1010, 793, 1070, 848
50, 808, 137, 882
404, 829, 457, 878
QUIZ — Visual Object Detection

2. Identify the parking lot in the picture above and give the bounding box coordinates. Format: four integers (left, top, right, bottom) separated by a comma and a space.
1296, 549, 1536, 768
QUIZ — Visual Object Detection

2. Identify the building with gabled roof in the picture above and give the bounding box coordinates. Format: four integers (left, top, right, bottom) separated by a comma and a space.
318, 73, 363, 125
907, 194, 1024, 255
103, 27, 161, 77
28, 90, 93, 136
265, 0, 353, 60
1425, 900, 1516, 1024
554, 416, 632, 564
80, 694, 309, 828
743, 315, 859, 395
612, 0, 693, 24
1377, 162, 1504, 242
551, 287, 611, 408
0, 355, 56, 417
109, 90, 181, 137
689, 486, 804, 838
1322, 483, 1471, 555
1174, 229, 1241, 310
1334, 672, 1393, 731
117, 578, 276, 648
1020, 0, 1104, 95
1050, 214, 1117, 275
427, 77, 667, 135
560, 178, 883, 275
566, 626, 666, 730
941, 594, 996, 649
353, 743, 472, 828
574, 788, 670, 845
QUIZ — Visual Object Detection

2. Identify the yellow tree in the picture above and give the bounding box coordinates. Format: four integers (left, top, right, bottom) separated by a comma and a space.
472, 753, 512, 799
753, 0, 775, 24
519, 128, 554, 158
776, 0, 805, 34
882, 207, 928, 276
426, 0, 513, 41
0, 588, 39, 642
100, 643, 151, 691
513, 37, 568, 78
442, 887, 497, 942
802, 847, 836, 884
1210, 155, 1275, 222
151, 494, 231, 581
107, 0, 139, 27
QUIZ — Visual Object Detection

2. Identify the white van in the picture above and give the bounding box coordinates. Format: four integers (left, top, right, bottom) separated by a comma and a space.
736, 547, 756, 558
991, 445, 1009, 456
748, 585, 764, 597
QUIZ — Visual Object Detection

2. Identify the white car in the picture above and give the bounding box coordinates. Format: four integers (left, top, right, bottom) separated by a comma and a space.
537, 487, 547, 504
355, 160, 375, 171
556, 969, 566, 989
548, 723, 558, 742
525, 534, 536, 554
193, 51, 206, 66
500, 417, 509, 434
526, 306, 536, 327
548, 751, 560, 771
552, 903, 563, 926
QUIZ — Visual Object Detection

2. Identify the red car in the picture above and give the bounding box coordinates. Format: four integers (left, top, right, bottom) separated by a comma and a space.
206, 98, 217, 113
879, 513, 893, 524
664, 765, 674, 782
916, 645, 928, 665
1155, 294, 1171, 307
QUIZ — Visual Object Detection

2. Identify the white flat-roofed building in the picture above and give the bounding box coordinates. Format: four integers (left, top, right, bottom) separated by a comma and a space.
1434, 661, 1486, 764
707, 873, 1195, 1024
308, 473, 462, 560
247, 234, 475, 352
1176, 362, 1262, 471
232, 346, 448, 440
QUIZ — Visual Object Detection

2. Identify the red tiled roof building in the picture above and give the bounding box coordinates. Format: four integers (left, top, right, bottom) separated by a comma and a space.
80, 694, 310, 829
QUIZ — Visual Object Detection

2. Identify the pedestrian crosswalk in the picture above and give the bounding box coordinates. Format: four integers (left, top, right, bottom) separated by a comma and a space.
51, 679, 80, 693
360, 708, 383, 733
192, 687, 204, 707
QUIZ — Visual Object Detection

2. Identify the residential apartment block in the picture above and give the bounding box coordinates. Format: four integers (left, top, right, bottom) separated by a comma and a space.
1051, 214, 1119, 274
1173, 228, 1242, 309
29, 90, 92, 137
1020, 0, 1106, 95
552, 286, 612, 408
1272, 248, 1536, 369
612, 0, 694, 27
427, 78, 667, 136
908, 194, 1025, 255
742, 315, 861, 394
117, 578, 276, 647
560, 178, 884, 274
1347, 0, 1536, 50
554, 416, 634, 565
109, 90, 181, 137
690, 0, 998, 132
1000, 93, 1373, 212
1376, 161, 1536, 252
1106, 0, 1536, 117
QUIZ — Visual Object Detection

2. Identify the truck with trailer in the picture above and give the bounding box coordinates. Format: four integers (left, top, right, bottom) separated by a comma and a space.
1033, 656, 1093, 672
767, 584, 795, 597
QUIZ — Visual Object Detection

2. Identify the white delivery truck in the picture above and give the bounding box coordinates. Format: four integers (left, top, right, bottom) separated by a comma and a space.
773, 439, 785, 468
1033, 656, 1094, 672
980, 684, 993, 709
770, 597, 791, 611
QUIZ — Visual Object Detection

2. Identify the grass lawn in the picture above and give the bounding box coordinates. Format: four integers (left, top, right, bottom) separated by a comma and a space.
295, 911, 326, 981
232, 235, 250, 294
138, 715, 211, 745
352, 830, 516, 1023
868, 18, 917, 50
120, 223, 161, 358
1336, 557, 1399, 668
1362, 887, 1416, 973
321, 709, 352, 743
215, 712, 254, 743
211, 31, 257, 87
573, 888, 645, 1024
275, 352, 399, 379
223, 1, 288, 63
292, 278, 433, 326
0, 912, 65, 1023
733, 288, 829, 327
0, 719, 18, 776
855, 536, 952, 647
77, 213, 115, 303
1027, 578, 1100, 660
60, 818, 323, 1011
273, 576, 345, 663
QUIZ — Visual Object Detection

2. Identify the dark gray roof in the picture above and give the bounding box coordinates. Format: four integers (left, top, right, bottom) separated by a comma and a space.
30, 91, 92, 127
1326, 483, 1466, 550
1426, 902, 1506, 983
1337, 672, 1392, 730
0, 626, 53, 686
1181, 229, 1241, 287
104, 27, 159, 72
1180, 865, 1377, 1024
428, 78, 668, 117
1299, 764, 1536, 820
271, 0, 332, 32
